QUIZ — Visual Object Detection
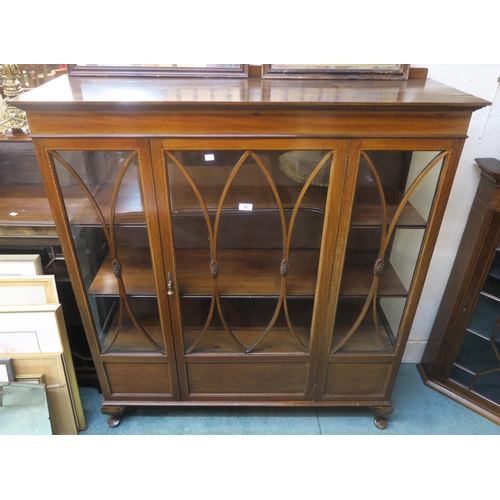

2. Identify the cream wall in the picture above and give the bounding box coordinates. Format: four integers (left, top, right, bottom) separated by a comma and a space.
402, 64, 500, 362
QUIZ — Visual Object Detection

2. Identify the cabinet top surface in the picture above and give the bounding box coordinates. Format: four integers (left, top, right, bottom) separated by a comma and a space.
12, 75, 489, 111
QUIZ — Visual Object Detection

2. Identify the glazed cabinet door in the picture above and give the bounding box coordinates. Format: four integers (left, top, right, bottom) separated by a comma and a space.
33, 138, 180, 401
151, 139, 346, 400
316, 139, 464, 403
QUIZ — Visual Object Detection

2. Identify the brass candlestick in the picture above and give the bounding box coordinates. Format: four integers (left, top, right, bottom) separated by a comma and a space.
0, 64, 30, 135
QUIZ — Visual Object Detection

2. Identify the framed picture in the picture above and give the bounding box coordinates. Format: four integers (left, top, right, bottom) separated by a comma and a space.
0, 254, 43, 276
0, 305, 85, 431
262, 64, 410, 80
0, 303, 68, 352
67, 64, 249, 78
15, 373, 45, 384
0, 275, 59, 306
4, 353, 81, 434
0, 357, 14, 382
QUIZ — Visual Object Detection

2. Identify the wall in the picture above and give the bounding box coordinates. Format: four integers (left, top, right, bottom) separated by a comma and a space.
403, 64, 500, 362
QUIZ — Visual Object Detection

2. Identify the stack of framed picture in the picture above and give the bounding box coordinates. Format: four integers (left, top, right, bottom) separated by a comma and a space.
0, 254, 85, 434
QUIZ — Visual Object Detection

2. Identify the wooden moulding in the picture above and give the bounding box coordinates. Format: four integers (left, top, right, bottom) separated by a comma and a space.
24, 108, 476, 138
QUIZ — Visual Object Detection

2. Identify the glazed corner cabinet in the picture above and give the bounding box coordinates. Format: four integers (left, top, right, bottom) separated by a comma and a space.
419, 158, 500, 425
12, 73, 488, 428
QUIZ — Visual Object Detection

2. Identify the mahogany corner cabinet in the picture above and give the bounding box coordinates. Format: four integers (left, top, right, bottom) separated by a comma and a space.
13, 73, 489, 428
419, 158, 500, 424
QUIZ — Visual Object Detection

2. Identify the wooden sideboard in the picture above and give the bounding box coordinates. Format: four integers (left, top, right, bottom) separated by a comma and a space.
13, 74, 489, 428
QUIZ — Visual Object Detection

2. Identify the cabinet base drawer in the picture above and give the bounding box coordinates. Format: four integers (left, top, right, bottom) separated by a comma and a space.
186, 361, 307, 396
323, 362, 391, 397
104, 361, 172, 396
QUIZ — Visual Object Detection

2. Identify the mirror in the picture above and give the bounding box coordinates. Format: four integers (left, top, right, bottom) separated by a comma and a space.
67, 64, 249, 78
262, 64, 410, 80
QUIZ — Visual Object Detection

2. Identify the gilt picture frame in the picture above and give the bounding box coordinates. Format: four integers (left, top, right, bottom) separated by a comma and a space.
262, 64, 410, 80
67, 64, 249, 78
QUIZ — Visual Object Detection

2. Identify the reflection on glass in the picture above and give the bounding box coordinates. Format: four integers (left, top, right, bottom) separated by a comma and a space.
332, 150, 446, 353
167, 149, 333, 354
50, 150, 164, 354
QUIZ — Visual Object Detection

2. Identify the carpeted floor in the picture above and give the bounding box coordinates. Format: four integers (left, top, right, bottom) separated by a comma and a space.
77, 364, 500, 435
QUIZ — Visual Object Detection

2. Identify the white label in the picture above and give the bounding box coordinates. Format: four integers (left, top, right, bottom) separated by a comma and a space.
205, 154, 215, 161
9, 212, 18, 217
239, 203, 253, 211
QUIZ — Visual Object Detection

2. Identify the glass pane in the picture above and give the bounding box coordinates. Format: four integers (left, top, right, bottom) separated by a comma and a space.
455, 331, 500, 374
50, 150, 165, 354
448, 251, 500, 404
468, 294, 500, 339
166, 149, 332, 354
332, 150, 446, 353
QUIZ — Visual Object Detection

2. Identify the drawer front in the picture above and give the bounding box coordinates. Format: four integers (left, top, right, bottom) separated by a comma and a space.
104, 360, 173, 397
322, 362, 391, 397
186, 361, 308, 397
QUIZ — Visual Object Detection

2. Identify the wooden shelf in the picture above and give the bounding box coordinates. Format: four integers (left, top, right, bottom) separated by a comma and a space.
170, 174, 425, 228
22, 151, 424, 229
89, 247, 407, 298
183, 326, 310, 354
180, 295, 312, 354
351, 186, 426, 228
331, 299, 395, 353
0, 185, 59, 227
100, 297, 165, 353
89, 248, 157, 296
340, 252, 408, 297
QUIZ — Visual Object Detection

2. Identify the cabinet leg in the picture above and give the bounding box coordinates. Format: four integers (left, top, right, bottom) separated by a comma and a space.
370, 405, 393, 430
101, 405, 125, 428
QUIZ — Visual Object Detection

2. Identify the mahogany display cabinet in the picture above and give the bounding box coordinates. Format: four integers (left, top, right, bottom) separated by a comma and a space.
419, 158, 500, 425
13, 73, 488, 428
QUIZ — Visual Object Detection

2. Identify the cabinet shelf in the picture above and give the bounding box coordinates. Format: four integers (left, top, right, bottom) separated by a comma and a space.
183, 327, 310, 354
100, 297, 165, 354
89, 247, 408, 298
351, 187, 426, 228
170, 183, 425, 228
340, 252, 408, 297
332, 299, 395, 353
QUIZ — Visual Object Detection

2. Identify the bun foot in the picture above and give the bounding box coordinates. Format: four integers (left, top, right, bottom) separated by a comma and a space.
374, 415, 388, 429
101, 404, 125, 428
370, 404, 392, 430
107, 414, 122, 428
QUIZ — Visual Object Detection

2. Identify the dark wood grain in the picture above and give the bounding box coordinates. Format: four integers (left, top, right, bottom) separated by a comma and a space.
12, 75, 489, 109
